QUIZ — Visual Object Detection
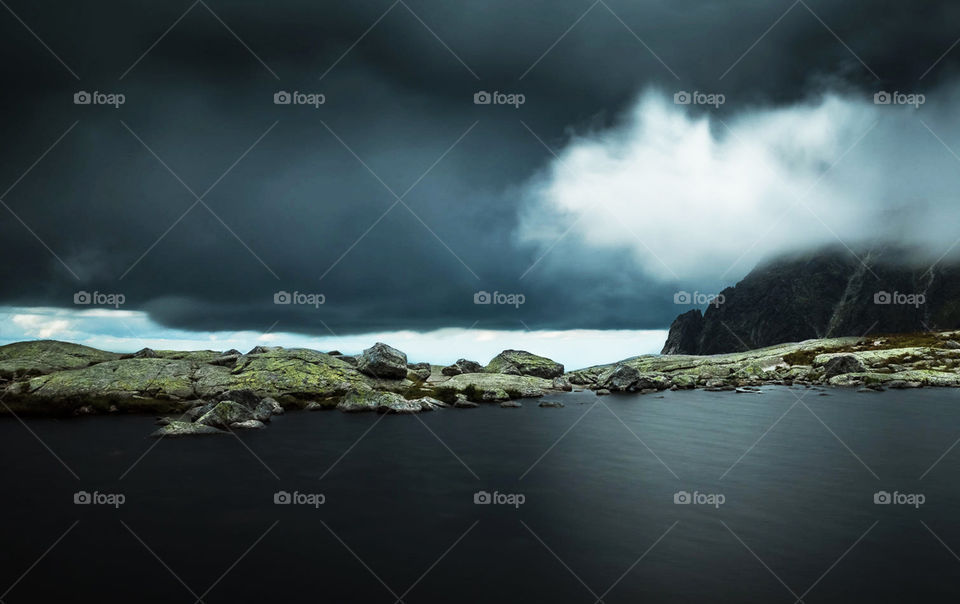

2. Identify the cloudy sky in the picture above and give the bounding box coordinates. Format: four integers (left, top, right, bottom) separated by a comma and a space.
1, 0, 959, 366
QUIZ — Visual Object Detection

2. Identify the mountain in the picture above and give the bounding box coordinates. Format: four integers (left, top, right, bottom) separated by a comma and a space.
662, 246, 960, 355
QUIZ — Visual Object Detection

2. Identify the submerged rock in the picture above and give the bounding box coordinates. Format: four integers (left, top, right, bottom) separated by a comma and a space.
151, 421, 225, 437
336, 390, 416, 413
230, 420, 266, 430
357, 343, 408, 380
500, 401, 522, 408
539, 401, 564, 408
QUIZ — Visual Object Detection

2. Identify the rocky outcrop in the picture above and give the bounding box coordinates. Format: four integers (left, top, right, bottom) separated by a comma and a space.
0, 340, 120, 379
484, 350, 564, 378
357, 342, 408, 380
662, 246, 960, 355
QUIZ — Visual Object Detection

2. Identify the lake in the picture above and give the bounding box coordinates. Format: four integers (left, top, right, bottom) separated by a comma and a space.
2, 386, 959, 602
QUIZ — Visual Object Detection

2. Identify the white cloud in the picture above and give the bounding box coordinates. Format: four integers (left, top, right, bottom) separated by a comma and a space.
519, 87, 960, 283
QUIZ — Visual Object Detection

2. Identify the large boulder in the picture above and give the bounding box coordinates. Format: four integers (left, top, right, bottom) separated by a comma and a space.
407, 362, 432, 381
484, 350, 564, 379
196, 401, 253, 429
441, 359, 484, 376
357, 343, 408, 380
822, 355, 867, 378
598, 364, 640, 391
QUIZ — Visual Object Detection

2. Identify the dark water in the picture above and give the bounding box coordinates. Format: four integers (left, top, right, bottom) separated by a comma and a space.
2, 386, 960, 603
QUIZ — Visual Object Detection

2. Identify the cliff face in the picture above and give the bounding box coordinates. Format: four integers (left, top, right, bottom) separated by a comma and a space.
662, 247, 960, 355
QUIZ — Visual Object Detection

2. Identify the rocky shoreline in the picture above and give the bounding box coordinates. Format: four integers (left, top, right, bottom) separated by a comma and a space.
2, 332, 960, 436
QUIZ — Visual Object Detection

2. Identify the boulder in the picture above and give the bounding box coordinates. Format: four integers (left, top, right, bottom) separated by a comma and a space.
407, 362, 432, 381
485, 350, 564, 378
414, 396, 448, 411
539, 401, 564, 408
132, 347, 158, 359
551, 377, 573, 391
441, 359, 483, 376
357, 343, 408, 380
253, 397, 283, 421
183, 402, 215, 421
196, 401, 253, 429
822, 355, 867, 378
151, 421, 225, 438
596, 389, 611, 396
304, 402, 324, 411
500, 401, 522, 408
944, 340, 960, 350
247, 345, 281, 355
598, 364, 640, 391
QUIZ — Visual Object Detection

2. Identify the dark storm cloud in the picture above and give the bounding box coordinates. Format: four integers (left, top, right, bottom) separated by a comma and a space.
1, 0, 959, 335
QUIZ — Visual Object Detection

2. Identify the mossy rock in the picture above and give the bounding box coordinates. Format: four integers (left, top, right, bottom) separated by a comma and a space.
435, 373, 550, 400
0, 340, 120, 379
195, 348, 370, 400
484, 350, 564, 378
